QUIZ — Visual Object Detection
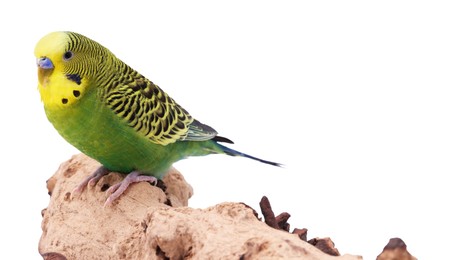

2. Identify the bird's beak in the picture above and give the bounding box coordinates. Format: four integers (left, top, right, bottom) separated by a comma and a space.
37, 57, 54, 69
37, 57, 54, 87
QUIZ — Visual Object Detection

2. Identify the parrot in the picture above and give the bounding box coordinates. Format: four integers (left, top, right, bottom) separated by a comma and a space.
35, 31, 280, 205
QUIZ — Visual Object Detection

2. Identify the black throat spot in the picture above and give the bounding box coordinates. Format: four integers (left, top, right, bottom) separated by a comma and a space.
66, 74, 82, 85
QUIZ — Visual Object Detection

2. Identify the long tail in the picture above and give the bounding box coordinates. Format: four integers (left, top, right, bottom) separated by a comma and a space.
215, 143, 282, 167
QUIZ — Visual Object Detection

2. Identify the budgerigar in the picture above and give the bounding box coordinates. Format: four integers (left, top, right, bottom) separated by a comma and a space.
35, 31, 280, 205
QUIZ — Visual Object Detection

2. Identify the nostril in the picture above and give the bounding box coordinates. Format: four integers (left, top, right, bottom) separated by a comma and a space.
37, 57, 54, 69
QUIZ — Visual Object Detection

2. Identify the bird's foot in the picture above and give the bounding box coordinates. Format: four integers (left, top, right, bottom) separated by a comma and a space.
104, 171, 158, 207
72, 166, 111, 196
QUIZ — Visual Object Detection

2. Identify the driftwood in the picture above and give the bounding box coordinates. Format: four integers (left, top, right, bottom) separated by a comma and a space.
39, 154, 415, 259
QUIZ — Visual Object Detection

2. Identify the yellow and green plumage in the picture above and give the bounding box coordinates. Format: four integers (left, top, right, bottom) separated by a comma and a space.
35, 31, 279, 204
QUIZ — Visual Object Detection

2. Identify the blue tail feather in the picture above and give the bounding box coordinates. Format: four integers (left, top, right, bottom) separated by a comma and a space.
215, 143, 282, 167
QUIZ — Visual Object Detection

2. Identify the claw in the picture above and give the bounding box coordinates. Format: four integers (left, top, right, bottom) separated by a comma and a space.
104, 171, 158, 207
72, 166, 111, 196
72, 166, 157, 206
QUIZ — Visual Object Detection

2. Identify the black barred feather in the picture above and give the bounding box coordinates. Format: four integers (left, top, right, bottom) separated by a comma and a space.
63, 32, 217, 145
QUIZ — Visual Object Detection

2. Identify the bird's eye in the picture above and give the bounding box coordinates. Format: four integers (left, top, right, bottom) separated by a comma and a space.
63, 51, 73, 61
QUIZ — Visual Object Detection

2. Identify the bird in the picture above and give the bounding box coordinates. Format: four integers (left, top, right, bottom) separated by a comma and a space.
35, 31, 281, 205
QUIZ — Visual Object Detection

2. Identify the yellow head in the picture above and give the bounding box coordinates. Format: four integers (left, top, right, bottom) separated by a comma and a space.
34, 31, 107, 108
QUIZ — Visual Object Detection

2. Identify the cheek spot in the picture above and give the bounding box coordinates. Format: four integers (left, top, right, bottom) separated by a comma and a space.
62, 98, 68, 104
66, 74, 82, 85
73, 90, 81, 97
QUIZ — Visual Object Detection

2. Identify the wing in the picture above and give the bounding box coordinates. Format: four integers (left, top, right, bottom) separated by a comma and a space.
104, 73, 217, 145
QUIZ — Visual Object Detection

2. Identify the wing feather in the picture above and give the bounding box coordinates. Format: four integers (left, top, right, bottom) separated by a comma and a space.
104, 72, 217, 145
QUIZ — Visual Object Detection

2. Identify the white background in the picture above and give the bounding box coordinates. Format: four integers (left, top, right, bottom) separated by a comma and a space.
1, 1, 450, 259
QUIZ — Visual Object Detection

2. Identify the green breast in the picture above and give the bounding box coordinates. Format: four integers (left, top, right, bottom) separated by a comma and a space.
44, 88, 216, 178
